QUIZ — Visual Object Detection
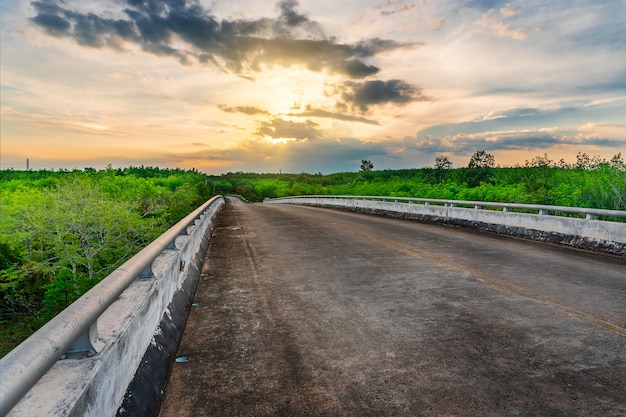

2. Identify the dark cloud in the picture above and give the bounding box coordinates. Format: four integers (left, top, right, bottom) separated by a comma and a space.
342, 60, 380, 78
31, 12, 70, 36
178, 136, 391, 173
257, 118, 321, 140
277, 0, 312, 27
336, 79, 432, 112
408, 130, 625, 155
289, 106, 380, 125
218, 105, 270, 115
420, 104, 622, 139
217, 102, 380, 125
29, 0, 414, 78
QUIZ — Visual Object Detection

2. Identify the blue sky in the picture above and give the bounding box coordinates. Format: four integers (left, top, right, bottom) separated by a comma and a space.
1, 0, 625, 173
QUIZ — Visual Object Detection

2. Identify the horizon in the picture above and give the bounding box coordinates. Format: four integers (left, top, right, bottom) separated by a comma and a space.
1, 1, 625, 174
1, 149, 621, 177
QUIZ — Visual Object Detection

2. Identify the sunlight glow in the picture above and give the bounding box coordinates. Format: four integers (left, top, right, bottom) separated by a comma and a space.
80, 123, 108, 131
263, 136, 298, 145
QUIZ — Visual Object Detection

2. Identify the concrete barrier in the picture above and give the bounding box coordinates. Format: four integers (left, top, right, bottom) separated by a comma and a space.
265, 196, 626, 255
1, 196, 224, 417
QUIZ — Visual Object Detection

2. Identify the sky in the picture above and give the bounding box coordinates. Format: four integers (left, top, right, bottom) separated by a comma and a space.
1, 0, 625, 174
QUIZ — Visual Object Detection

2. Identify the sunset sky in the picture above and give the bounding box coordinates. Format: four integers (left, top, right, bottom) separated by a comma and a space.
1, 0, 625, 173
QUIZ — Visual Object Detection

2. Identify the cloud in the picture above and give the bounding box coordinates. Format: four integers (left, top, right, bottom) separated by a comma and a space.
31, 12, 70, 36
464, 0, 509, 12
423, 101, 626, 139
289, 106, 380, 125
335, 79, 432, 112
477, 8, 530, 40
29, 0, 415, 78
380, 3, 416, 16
256, 118, 322, 140
499, 5, 520, 17
409, 126, 626, 155
218, 104, 270, 115
276, 0, 315, 28
412, 99, 626, 155
409, 130, 559, 154
177, 136, 392, 173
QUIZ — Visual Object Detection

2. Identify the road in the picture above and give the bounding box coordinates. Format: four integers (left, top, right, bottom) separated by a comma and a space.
158, 197, 626, 416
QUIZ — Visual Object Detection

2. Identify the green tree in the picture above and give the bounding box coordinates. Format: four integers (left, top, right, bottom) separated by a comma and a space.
360, 160, 374, 172
468, 150, 495, 168
575, 152, 603, 170
16, 179, 160, 316
1, 167, 215, 355
434, 155, 453, 169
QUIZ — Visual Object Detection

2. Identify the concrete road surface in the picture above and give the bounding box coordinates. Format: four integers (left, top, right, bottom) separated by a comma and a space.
158, 197, 626, 416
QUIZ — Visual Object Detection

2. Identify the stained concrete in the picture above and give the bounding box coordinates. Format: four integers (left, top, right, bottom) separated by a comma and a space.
158, 198, 626, 417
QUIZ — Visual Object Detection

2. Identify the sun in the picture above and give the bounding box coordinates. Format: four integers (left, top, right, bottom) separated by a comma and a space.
254, 67, 330, 114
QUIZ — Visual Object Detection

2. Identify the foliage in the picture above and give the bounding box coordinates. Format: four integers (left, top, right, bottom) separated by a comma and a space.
207, 153, 625, 210
2, 154, 624, 356
468, 150, 496, 168
0, 166, 212, 356
360, 159, 374, 172
434, 155, 453, 170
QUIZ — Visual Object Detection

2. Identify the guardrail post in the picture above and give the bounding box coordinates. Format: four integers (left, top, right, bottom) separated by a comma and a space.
139, 264, 155, 279
63, 323, 99, 359
539, 209, 548, 215
475, 205, 483, 210
503, 207, 510, 212
586, 213, 596, 220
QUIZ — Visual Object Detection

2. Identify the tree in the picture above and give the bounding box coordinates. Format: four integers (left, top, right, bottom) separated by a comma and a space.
434, 155, 453, 169
524, 153, 553, 168
360, 160, 374, 172
0, 168, 211, 354
609, 152, 625, 170
26, 178, 160, 315
575, 152, 603, 170
468, 150, 495, 168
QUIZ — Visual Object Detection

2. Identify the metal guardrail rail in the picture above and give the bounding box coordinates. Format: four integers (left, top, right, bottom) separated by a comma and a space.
266, 195, 626, 220
0, 195, 224, 416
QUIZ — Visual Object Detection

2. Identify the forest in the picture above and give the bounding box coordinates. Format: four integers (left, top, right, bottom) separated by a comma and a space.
0, 166, 212, 356
1, 152, 624, 356
209, 152, 625, 211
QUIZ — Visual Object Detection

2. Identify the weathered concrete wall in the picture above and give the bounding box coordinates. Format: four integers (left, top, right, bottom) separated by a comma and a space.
8, 200, 223, 417
269, 197, 626, 255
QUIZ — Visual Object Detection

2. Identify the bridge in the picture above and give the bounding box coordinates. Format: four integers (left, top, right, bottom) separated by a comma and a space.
1, 196, 625, 416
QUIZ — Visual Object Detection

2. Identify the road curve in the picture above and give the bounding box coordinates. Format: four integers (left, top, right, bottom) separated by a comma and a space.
158, 197, 626, 417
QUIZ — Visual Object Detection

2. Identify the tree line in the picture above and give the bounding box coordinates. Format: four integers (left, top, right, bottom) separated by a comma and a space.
209, 152, 625, 211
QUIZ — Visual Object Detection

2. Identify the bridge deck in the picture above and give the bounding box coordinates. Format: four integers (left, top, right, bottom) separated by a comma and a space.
158, 197, 626, 416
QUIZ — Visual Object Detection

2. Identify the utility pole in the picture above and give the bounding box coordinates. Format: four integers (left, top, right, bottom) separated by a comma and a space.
26, 158, 30, 170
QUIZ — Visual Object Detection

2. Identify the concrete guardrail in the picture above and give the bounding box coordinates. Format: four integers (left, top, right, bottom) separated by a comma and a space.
265, 195, 626, 255
0, 196, 225, 417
